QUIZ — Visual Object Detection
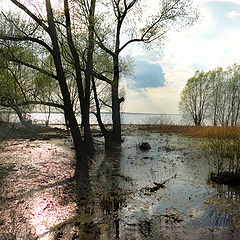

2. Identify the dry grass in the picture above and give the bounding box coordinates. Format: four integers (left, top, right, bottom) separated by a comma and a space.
135, 124, 240, 139
185, 126, 240, 139
136, 124, 187, 134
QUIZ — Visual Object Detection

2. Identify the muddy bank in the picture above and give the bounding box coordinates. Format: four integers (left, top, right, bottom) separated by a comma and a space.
1, 127, 240, 239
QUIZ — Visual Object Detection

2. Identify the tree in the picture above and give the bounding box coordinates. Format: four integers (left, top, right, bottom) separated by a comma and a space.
0, 0, 90, 180
0, 48, 37, 123
207, 67, 223, 126
179, 71, 210, 126
212, 65, 240, 126
0, 0, 199, 178
94, 0, 199, 143
180, 64, 240, 126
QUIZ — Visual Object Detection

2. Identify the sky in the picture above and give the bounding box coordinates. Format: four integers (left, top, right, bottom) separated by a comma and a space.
124, 0, 240, 114
1, 0, 240, 114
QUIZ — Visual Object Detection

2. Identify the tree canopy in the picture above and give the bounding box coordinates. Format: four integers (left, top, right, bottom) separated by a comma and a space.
179, 64, 240, 126
0, 0, 199, 179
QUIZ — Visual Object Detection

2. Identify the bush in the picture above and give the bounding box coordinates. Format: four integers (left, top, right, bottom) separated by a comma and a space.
144, 115, 176, 126
204, 126, 240, 178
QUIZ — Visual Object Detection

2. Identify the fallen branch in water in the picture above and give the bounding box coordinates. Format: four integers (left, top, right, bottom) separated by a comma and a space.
140, 174, 176, 194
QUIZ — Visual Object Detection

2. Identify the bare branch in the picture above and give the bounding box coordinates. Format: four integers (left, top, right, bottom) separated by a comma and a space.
100, 99, 112, 109
93, 70, 112, 85
10, 0, 49, 32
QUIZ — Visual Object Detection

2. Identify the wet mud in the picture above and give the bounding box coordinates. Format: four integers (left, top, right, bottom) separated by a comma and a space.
1, 129, 240, 239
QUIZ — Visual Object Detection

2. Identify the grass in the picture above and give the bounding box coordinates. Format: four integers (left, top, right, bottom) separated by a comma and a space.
184, 125, 240, 138
186, 126, 240, 184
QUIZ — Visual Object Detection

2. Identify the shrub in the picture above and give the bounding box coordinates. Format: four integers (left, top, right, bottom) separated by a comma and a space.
204, 126, 240, 176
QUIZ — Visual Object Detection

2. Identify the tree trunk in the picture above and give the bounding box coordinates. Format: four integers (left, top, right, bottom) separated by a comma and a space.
64, 0, 94, 153
46, 0, 88, 176
111, 54, 122, 144
92, 77, 113, 148
112, 84, 121, 144
82, 0, 96, 153
81, 105, 94, 153
13, 106, 25, 123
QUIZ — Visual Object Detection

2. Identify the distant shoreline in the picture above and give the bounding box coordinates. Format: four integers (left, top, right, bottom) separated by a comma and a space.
0, 110, 181, 115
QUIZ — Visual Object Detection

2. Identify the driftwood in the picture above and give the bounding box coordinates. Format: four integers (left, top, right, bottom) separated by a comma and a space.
140, 174, 177, 194
161, 214, 183, 223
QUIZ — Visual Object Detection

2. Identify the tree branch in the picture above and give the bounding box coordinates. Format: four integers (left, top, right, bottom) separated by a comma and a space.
95, 31, 115, 57
0, 48, 58, 80
93, 70, 112, 85
0, 35, 53, 55
100, 99, 112, 109
10, 0, 49, 32
1, 100, 64, 110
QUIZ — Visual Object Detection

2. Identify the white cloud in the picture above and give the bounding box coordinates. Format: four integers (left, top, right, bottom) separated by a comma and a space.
228, 10, 240, 18
204, 0, 240, 4
125, 0, 240, 114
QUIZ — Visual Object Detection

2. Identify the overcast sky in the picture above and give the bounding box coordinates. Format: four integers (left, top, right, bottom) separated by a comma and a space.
125, 0, 240, 114
1, 0, 240, 114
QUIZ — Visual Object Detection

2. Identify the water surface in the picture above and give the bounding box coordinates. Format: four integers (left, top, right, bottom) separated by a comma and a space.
1, 130, 240, 239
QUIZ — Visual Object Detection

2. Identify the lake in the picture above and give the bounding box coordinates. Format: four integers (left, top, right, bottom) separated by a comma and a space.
1, 111, 191, 125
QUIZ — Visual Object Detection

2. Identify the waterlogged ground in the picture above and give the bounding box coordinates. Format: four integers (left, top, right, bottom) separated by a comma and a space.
1, 127, 240, 239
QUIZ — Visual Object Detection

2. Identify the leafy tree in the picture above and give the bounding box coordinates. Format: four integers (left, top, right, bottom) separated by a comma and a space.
179, 71, 211, 126
180, 64, 240, 126
93, 0, 199, 143
212, 65, 240, 126
0, 48, 37, 123
0, 0, 92, 180
206, 67, 223, 126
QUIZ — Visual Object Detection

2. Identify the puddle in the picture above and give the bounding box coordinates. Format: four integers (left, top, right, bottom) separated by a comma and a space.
1, 131, 240, 239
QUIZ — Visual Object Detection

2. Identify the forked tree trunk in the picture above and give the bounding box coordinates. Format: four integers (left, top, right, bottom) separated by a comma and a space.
46, 0, 88, 177
64, 0, 94, 154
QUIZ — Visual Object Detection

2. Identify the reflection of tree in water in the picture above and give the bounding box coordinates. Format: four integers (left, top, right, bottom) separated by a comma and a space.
91, 147, 126, 239
201, 207, 232, 227
138, 219, 153, 238
56, 146, 127, 239
216, 184, 240, 201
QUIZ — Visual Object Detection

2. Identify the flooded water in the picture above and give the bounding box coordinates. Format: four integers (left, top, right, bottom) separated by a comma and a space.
1, 130, 240, 239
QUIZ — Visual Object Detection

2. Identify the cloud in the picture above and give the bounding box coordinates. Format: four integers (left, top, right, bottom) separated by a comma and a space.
204, 1, 240, 29
130, 58, 166, 91
228, 10, 240, 18
206, 0, 240, 5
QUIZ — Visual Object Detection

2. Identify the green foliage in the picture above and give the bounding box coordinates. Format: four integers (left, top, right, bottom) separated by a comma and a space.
179, 70, 210, 126
0, 46, 58, 121
180, 64, 240, 126
204, 127, 240, 176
